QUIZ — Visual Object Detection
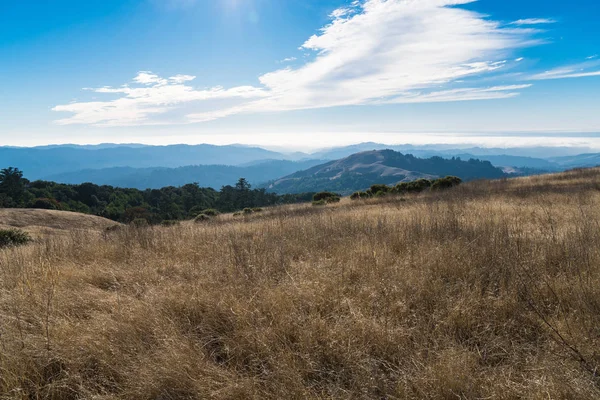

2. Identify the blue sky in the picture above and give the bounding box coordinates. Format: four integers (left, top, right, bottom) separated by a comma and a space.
1, 0, 599, 150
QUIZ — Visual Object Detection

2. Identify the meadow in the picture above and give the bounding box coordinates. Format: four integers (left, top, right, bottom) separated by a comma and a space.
1, 168, 600, 399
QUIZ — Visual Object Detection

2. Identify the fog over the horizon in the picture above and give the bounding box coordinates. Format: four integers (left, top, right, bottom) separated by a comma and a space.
5, 132, 600, 153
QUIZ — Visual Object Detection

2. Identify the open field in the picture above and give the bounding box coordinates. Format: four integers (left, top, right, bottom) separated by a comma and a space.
2, 169, 600, 399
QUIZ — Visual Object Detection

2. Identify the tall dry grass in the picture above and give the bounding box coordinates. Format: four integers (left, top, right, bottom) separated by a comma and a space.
2, 168, 600, 399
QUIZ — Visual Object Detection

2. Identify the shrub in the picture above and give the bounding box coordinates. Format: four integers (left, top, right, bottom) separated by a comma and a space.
0, 229, 32, 248
161, 220, 180, 227
194, 214, 211, 223
252, 207, 264, 213
326, 196, 341, 203
188, 205, 205, 218
201, 209, 220, 217
313, 192, 341, 202
233, 212, 242, 217
350, 191, 369, 200
312, 199, 327, 206
130, 218, 149, 227
431, 176, 462, 191
30, 198, 61, 210
243, 208, 253, 215
369, 184, 391, 195
124, 207, 154, 224
395, 178, 432, 194
105, 224, 122, 232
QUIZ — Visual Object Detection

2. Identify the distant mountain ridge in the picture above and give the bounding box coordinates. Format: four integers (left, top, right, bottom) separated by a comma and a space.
265, 150, 506, 194
311, 142, 594, 161
0, 144, 293, 180
43, 159, 326, 190
3, 142, 600, 188
548, 153, 600, 168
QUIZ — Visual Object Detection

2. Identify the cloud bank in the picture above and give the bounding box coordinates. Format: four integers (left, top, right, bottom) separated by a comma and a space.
54, 0, 551, 126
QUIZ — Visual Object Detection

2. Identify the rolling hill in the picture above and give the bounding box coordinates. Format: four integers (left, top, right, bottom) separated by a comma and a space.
548, 153, 600, 168
42, 159, 325, 190
0, 208, 118, 237
310, 143, 577, 170
266, 149, 505, 194
0, 144, 298, 180
450, 154, 560, 170
312, 142, 593, 162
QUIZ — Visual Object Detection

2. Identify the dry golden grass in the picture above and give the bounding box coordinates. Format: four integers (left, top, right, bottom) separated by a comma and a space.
2, 168, 600, 399
0, 209, 118, 239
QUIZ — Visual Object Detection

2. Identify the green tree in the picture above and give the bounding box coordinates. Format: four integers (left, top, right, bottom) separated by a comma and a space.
234, 178, 252, 210
235, 178, 251, 192
0, 167, 29, 206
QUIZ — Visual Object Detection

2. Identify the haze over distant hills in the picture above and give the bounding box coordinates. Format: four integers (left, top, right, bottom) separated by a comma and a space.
311, 142, 594, 160
548, 153, 600, 169
3, 142, 600, 191
45, 159, 326, 190
0, 144, 292, 180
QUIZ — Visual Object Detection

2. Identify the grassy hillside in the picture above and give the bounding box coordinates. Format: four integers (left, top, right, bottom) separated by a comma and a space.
1, 169, 600, 398
0, 208, 118, 237
549, 153, 600, 169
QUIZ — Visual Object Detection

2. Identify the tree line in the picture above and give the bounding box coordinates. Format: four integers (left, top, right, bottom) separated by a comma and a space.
0, 167, 314, 224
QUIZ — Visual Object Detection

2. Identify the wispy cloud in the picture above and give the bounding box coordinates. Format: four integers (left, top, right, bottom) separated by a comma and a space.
530, 61, 600, 80
52, 72, 267, 126
54, 0, 546, 126
510, 18, 556, 26
382, 85, 532, 104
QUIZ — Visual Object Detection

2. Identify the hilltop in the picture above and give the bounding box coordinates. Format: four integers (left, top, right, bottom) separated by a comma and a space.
0, 208, 118, 237
267, 149, 505, 194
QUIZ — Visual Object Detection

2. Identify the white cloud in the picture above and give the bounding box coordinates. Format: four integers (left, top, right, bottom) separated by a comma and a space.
383, 85, 532, 104
54, 0, 545, 126
169, 74, 196, 83
510, 18, 556, 26
330, 8, 353, 18
531, 70, 600, 80
52, 73, 267, 126
278, 57, 297, 63
133, 71, 167, 85
530, 61, 600, 80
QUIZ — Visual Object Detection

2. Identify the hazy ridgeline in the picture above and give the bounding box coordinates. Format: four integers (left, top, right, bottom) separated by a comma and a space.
1, 169, 600, 398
